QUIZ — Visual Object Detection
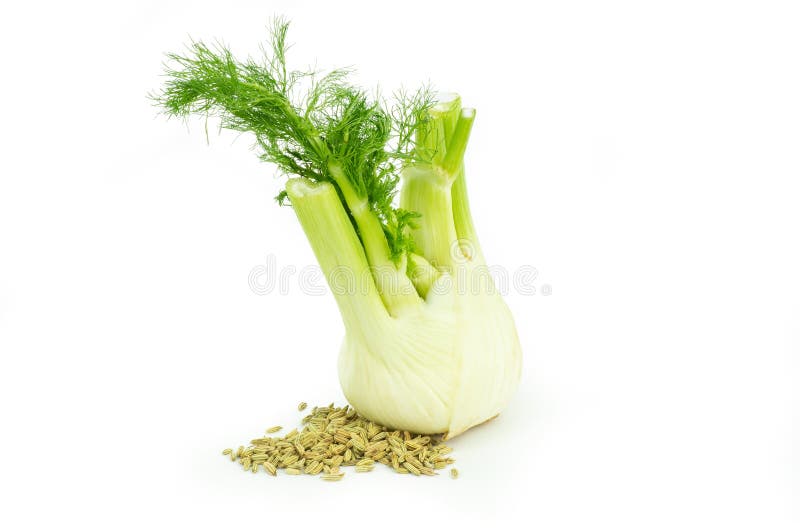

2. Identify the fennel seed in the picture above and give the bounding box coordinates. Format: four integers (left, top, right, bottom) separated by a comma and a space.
223, 403, 457, 480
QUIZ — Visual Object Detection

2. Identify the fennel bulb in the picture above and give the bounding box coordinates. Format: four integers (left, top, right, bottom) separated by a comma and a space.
154, 20, 522, 438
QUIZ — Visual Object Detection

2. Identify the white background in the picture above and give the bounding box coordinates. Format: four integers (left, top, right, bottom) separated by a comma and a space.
0, 1, 797, 530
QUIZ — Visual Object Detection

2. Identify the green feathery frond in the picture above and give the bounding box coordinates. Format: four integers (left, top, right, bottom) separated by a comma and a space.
384, 208, 421, 262
391, 86, 436, 163
152, 19, 433, 262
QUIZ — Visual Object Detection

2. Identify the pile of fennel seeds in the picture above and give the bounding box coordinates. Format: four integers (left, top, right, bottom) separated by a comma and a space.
222, 403, 456, 481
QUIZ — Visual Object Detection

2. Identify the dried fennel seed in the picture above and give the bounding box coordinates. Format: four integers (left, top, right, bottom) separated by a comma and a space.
223, 404, 455, 480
